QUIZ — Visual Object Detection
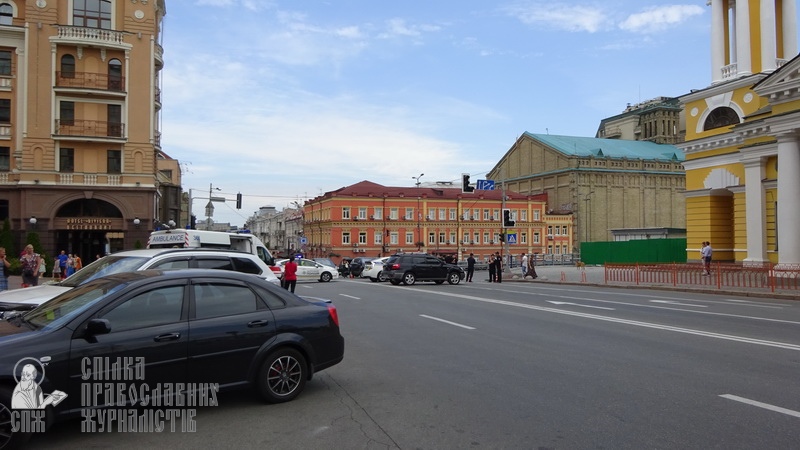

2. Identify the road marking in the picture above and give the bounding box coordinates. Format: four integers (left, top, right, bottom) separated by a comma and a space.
650, 300, 708, 308
420, 315, 475, 330
720, 394, 800, 419
421, 290, 800, 351
547, 301, 615, 310
339, 294, 361, 300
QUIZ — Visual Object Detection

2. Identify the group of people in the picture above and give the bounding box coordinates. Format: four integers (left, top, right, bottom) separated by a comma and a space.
0, 246, 86, 291
463, 252, 539, 283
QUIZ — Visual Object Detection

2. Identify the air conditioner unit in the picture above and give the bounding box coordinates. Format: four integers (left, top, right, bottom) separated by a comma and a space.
386, 215, 392, 220
370, 215, 376, 220
490, 216, 496, 221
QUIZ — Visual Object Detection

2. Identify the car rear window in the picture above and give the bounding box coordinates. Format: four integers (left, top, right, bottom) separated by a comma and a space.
195, 258, 234, 271
232, 257, 262, 275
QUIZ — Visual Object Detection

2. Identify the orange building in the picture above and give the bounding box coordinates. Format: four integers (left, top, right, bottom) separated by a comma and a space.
303, 181, 573, 264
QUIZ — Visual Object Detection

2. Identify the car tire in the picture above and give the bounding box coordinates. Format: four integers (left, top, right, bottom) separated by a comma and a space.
389, 279, 400, 285
257, 348, 308, 404
447, 272, 461, 285
320, 272, 332, 282
402, 272, 416, 285
377, 271, 387, 282
0, 385, 32, 449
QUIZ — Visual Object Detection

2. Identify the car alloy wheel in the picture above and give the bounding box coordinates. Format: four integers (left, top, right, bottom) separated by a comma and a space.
377, 271, 387, 282
402, 272, 416, 285
320, 272, 332, 282
257, 348, 307, 403
447, 272, 461, 285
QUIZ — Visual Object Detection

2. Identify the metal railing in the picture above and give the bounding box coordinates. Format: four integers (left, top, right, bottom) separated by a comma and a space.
604, 262, 800, 292
56, 71, 125, 92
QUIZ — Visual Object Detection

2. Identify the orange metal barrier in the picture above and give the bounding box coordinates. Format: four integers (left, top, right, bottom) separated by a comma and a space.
604, 262, 800, 292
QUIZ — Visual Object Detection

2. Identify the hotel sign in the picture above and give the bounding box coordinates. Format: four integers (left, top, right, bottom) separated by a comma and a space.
64, 218, 115, 230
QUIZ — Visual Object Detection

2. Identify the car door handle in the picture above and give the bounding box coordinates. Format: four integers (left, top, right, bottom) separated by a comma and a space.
154, 333, 181, 342
247, 320, 269, 328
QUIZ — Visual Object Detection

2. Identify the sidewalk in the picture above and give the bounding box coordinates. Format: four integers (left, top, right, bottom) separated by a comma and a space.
495, 265, 800, 301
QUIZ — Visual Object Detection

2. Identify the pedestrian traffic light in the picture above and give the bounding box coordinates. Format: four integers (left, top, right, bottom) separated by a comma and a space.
502, 209, 515, 228
461, 173, 475, 193
236, 193, 242, 209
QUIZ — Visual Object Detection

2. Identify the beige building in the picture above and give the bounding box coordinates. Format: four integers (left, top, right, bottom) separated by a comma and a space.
0, 1, 172, 256
487, 133, 685, 253
595, 96, 684, 145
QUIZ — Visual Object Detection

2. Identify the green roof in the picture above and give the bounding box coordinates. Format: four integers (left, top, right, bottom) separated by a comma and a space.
524, 132, 684, 162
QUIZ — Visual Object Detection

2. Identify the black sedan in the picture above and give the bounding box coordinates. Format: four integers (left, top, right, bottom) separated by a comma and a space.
0, 269, 344, 447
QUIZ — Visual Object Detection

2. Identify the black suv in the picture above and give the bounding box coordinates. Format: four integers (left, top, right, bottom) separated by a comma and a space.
348, 257, 369, 277
383, 253, 465, 286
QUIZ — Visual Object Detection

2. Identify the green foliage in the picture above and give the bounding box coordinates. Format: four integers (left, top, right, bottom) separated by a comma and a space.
0, 219, 13, 256
134, 240, 143, 249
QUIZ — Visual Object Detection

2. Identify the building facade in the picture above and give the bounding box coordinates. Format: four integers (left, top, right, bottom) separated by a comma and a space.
245, 205, 303, 257
678, 0, 800, 265
487, 133, 686, 254
595, 96, 684, 145
302, 181, 573, 265
0, 0, 170, 257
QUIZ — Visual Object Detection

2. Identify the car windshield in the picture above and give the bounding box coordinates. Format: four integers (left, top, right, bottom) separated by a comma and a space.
60, 255, 149, 288
23, 279, 127, 330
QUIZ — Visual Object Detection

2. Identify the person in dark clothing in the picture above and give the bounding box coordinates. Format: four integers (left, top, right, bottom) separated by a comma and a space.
466, 253, 476, 282
487, 254, 496, 282
494, 252, 503, 283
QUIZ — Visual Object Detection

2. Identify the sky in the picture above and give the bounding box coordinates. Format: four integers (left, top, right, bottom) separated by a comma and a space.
160, 1, 723, 227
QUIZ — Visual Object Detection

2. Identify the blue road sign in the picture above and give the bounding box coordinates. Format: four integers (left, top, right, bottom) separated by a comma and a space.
477, 179, 495, 190
506, 233, 517, 245
300, 237, 308, 245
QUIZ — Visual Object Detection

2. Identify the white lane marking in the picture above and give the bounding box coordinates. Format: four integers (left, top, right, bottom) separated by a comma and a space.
485, 287, 800, 326
720, 394, 800, 419
547, 301, 615, 310
650, 300, 708, 308
339, 294, 361, 300
419, 315, 476, 330
422, 290, 800, 351
724, 299, 784, 308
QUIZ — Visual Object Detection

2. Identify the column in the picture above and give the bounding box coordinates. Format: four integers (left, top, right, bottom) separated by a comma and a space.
711, 0, 726, 83
742, 158, 768, 263
777, 134, 800, 265
783, 0, 798, 57
735, 0, 752, 75
761, 0, 777, 72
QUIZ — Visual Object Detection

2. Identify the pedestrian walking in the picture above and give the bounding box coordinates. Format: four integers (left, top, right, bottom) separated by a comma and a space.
58, 250, 68, 280
20, 245, 42, 287
520, 253, 528, 278
466, 253, 476, 282
701, 241, 713, 275
487, 254, 496, 282
524, 253, 538, 279
0, 247, 9, 291
283, 258, 298, 293
52, 254, 61, 280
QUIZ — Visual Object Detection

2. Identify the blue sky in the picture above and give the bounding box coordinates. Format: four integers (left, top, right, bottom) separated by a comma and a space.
161, 1, 724, 226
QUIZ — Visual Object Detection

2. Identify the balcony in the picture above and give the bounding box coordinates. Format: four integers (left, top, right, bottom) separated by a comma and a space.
54, 119, 125, 141
56, 71, 125, 93
52, 25, 129, 50
58, 173, 121, 186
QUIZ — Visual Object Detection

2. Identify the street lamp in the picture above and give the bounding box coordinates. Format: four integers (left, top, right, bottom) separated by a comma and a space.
29, 216, 37, 230
412, 173, 424, 249
133, 217, 140, 229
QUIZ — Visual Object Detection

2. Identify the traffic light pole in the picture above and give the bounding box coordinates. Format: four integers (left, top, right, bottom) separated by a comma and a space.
500, 178, 512, 278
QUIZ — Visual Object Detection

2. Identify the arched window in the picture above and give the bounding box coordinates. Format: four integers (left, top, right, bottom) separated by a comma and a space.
703, 107, 740, 131
108, 58, 122, 91
0, 3, 13, 26
61, 54, 75, 79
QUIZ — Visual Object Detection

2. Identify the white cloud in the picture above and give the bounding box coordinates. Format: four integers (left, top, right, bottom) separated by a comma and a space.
506, 3, 610, 33
619, 5, 705, 33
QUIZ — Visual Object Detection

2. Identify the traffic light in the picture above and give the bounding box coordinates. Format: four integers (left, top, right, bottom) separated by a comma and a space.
498, 233, 505, 243
502, 209, 515, 228
461, 173, 475, 193
236, 193, 242, 209
189, 214, 196, 229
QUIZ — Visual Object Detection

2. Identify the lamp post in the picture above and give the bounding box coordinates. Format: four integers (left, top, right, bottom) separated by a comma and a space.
412, 173, 424, 249
206, 183, 221, 230
29, 216, 37, 230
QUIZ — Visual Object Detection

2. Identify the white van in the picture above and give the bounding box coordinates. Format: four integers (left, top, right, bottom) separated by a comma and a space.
148, 229, 275, 266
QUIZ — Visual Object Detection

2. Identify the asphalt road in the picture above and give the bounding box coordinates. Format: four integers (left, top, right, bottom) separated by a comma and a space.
28, 277, 800, 449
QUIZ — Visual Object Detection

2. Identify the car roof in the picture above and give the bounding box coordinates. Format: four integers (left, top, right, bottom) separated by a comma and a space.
104, 248, 255, 258
87, 268, 263, 285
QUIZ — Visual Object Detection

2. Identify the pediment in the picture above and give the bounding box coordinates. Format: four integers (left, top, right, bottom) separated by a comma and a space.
753, 54, 800, 103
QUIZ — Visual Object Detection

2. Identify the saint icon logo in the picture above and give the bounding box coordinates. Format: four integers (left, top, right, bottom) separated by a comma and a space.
12, 357, 67, 410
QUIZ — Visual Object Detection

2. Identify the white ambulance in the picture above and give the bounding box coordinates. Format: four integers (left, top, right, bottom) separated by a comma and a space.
148, 229, 275, 266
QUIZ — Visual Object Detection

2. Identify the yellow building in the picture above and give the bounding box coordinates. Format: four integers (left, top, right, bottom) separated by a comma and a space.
0, 1, 171, 256
679, 0, 799, 265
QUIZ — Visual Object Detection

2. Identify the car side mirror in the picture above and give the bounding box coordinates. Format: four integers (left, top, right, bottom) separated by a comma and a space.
85, 318, 111, 336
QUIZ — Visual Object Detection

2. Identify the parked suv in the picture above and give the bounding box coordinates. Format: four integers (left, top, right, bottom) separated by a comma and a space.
0, 248, 281, 318
348, 257, 370, 277
383, 253, 465, 286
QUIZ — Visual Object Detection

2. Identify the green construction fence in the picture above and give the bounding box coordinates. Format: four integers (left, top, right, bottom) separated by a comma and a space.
580, 238, 687, 265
